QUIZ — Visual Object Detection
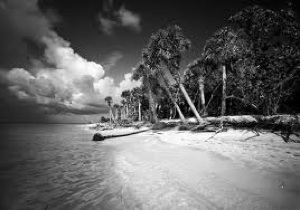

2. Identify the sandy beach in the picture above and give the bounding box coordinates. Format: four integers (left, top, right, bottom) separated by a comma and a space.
109, 130, 300, 209
0, 124, 299, 209
86, 123, 300, 209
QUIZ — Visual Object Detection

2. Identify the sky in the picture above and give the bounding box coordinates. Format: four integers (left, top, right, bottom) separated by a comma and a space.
0, 0, 298, 123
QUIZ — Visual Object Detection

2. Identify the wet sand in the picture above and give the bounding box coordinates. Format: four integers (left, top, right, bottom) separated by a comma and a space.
0, 124, 299, 209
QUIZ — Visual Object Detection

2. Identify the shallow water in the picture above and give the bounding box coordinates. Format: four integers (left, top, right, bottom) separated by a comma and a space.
0, 124, 124, 210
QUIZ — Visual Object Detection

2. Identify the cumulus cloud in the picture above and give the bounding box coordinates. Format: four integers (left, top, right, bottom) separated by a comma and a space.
42, 32, 105, 80
5, 67, 111, 114
0, 0, 141, 116
98, 6, 141, 35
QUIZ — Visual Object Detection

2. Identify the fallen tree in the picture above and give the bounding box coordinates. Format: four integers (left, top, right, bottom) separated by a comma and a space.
92, 128, 150, 141
200, 115, 300, 142
156, 115, 300, 142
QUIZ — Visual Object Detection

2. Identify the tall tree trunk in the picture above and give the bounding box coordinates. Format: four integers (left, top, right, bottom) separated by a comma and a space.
179, 84, 205, 124
158, 74, 186, 122
138, 101, 142, 121
198, 75, 206, 115
162, 69, 204, 124
126, 104, 129, 118
197, 90, 201, 113
127, 104, 130, 117
109, 108, 112, 124
123, 108, 125, 120
221, 65, 226, 116
220, 65, 226, 128
134, 104, 137, 115
115, 108, 119, 121
148, 87, 158, 123
173, 104, 177, 119
111, 108, 115, 122
120, 108, 123, 120
109, 107, 115, 124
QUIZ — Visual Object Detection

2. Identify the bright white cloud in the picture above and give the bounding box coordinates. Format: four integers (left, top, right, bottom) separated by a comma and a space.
1, 0, 141, 115
6, 68, 34, 87
115, 73, 141, 103
42, 32, 105, 80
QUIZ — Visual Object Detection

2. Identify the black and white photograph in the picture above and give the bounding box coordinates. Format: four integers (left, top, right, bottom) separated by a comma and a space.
0, 0, 300, 209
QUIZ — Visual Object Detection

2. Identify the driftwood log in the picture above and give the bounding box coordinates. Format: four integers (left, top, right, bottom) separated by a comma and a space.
92, 129, 150, 141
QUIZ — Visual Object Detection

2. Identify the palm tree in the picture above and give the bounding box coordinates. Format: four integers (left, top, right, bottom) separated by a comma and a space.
145, 25, 204, 124
120, 99, 126, 120
204, 26, 245, 127
113, 104, 121, 122
187, 57, 208, 115
121, 90, 131, 118
104, 96, 114, 124
132, 63, 158, 123
157, 71, 186, 122
131, 87, 143, 121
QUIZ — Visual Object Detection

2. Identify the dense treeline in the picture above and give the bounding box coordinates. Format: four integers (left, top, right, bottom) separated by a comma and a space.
104, 3, 300, 124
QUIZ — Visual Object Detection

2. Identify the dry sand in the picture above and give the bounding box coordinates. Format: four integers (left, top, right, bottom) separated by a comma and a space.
156, 129, 300, 176
86, 123, 300, 209
109, 131, 300, 209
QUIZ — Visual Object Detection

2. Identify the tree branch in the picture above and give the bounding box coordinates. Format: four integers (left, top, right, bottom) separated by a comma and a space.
204, 84, 220, 112
226, 95, 258, 110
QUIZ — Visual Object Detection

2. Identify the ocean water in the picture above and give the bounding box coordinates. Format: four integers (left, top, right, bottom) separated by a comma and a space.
0, 124, 124, 210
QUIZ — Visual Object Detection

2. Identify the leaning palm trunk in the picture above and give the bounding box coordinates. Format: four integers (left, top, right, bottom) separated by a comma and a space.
198, 75, 206, 115
161, 69, 204, 124
179, 83, 205, 124
158, 74, 186, 122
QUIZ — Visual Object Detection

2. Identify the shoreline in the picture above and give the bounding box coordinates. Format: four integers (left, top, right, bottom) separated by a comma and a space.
89, 123, 300, 193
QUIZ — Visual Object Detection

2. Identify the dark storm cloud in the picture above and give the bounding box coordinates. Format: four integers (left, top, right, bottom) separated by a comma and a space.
38, 102, 109, 115
0, 0, 55, 68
